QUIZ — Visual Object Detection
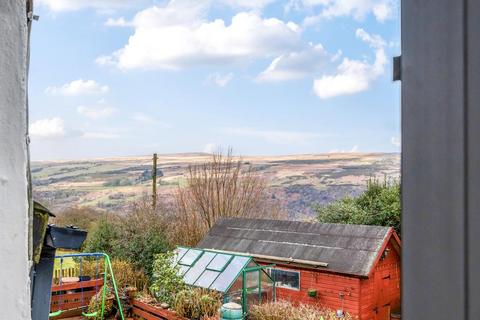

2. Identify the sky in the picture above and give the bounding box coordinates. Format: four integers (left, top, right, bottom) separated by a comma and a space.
29, 0, 401, 160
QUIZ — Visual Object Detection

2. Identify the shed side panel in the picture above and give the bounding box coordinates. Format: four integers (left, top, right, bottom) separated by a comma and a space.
262, 263, 361, 318
360, 241, 401, 320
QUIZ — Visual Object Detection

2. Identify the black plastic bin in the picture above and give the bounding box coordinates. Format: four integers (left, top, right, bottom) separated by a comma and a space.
45, 225, 88, 250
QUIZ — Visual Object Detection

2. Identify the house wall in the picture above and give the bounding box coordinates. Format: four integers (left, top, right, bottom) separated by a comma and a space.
260, 263, 362, 318
360, 241, 401, 320
0, 1, 32, 319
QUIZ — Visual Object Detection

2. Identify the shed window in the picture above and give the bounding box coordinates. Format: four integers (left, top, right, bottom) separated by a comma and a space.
269, 269, 300, 290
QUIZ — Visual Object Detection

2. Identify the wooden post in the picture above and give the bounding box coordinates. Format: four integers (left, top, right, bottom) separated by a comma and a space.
152, 153, 157, 209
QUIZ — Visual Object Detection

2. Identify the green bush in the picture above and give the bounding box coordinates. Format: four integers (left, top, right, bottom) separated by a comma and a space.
150, 252, 186, 305
83, 202, 170, 279
315, 178, 401, 234
84, 215, 121, 257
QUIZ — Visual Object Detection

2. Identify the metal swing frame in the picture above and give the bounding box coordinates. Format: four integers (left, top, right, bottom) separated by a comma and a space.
49, 253, 125, 320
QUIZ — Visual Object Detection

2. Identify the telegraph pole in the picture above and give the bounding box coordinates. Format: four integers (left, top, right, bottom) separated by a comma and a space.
152, 153, 157, 209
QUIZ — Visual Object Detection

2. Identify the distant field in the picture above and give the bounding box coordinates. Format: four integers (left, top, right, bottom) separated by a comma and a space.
32, 152, 400, 219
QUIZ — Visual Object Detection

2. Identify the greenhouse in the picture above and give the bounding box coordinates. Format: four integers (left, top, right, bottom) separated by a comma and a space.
174, 247, 276, 313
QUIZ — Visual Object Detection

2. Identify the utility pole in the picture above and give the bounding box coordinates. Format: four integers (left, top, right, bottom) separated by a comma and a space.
152, 153, 157, 209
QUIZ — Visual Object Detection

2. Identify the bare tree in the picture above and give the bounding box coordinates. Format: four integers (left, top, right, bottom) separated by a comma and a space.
172, 149, 284, 246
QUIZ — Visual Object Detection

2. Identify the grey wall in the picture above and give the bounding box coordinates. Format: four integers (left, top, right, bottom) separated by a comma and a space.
0, 1, 32, 319
402, 0, 480, 318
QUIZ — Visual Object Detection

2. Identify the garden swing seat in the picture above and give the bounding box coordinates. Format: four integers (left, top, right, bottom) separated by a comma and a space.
48, 310, 62, 318
82, 311, 98, 317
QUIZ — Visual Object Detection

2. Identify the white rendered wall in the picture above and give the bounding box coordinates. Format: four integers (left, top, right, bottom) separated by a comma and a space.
0, 1, 32, 319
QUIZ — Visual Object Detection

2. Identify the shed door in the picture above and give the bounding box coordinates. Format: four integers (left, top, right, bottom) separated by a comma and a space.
374, 270, 391, 320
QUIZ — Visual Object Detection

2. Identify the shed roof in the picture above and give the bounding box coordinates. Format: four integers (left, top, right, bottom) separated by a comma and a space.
198, 218, 397, 277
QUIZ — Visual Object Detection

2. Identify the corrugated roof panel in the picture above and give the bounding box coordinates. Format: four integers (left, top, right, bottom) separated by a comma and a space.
198, 218, 394, 277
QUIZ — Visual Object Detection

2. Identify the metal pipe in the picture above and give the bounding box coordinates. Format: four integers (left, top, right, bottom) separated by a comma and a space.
206, 248, 328, 268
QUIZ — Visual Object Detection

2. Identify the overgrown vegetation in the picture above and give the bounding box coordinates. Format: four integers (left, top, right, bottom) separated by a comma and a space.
52, 206, 103, 231
150, 252, 186, 305
173, 288, 222, 319
315, 178, 401, 234
172, 149, 284, 246
82, 258, 148, 291
84, 197, 170, 279
249, 301, 352, 320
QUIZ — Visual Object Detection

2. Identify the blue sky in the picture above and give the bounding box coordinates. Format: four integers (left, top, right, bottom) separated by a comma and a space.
29, 0, 400, 160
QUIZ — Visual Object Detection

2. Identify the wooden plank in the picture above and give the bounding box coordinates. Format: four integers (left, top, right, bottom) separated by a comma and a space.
132, 306, 163, 320
132, 299, 187, 320
50, 300, 87, 312
51, 290, 96, 303
51, 279, 103, 292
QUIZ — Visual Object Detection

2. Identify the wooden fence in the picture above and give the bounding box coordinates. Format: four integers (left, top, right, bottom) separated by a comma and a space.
50, 279, 103, 319
50, 282, 187, 320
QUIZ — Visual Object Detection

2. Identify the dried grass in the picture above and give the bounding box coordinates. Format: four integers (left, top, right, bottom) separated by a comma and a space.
249, 301, 353, 320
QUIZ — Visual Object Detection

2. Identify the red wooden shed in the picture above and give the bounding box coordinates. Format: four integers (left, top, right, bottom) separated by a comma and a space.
198, 218, 401, 320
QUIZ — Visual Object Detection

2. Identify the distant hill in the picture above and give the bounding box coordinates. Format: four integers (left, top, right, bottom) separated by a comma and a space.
32, 152, 400, 219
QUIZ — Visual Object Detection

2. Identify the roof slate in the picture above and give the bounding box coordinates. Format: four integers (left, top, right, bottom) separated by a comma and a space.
197, 218, 393, 277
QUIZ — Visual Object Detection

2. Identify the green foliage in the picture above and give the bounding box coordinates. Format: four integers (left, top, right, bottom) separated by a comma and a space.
87, 285, 114, 320
172, 288, 222, 319
150, 252, 186, 305
315, 178, 401, 234
84, 216, 121, 256
83, 204, 170, 279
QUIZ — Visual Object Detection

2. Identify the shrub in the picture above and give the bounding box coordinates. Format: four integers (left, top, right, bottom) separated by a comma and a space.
87, 285, 114, 320
150, 252, 186, 305
315, 178, 401, 234
173, 288, 222, 320
83, 198, 170, 279
82, 258, 148, 291
83, 215, 122, 257
249, 301, 353, 320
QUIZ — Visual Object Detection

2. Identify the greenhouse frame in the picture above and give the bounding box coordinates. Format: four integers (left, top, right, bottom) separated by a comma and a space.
174, 246, 276, 313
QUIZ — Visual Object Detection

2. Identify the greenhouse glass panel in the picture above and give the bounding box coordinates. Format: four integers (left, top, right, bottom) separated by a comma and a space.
207, 253, 232, 271
179, 249, 203, 266
194, 270, 220, 288
210, 255, 250, 292
174, 247, 188, 263
183, 251, 216, 285
178, 265, 190, 275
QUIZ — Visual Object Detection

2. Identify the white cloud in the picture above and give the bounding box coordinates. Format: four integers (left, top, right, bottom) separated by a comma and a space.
203, 143, 220, 153
132, 113, 172, 128
257, 43, 329, 82
77, 105, 115, 120
224, 127, 321, 144
36, 0, 138, 13
30, 117, 65, 138
97, 1, 301, 70
105, 17, 130, 27
301, 0, 396, 26
45, 79, 109, 96
313, 28, 387, 99
205, 72, 234, 87
391, 136, 401, 147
